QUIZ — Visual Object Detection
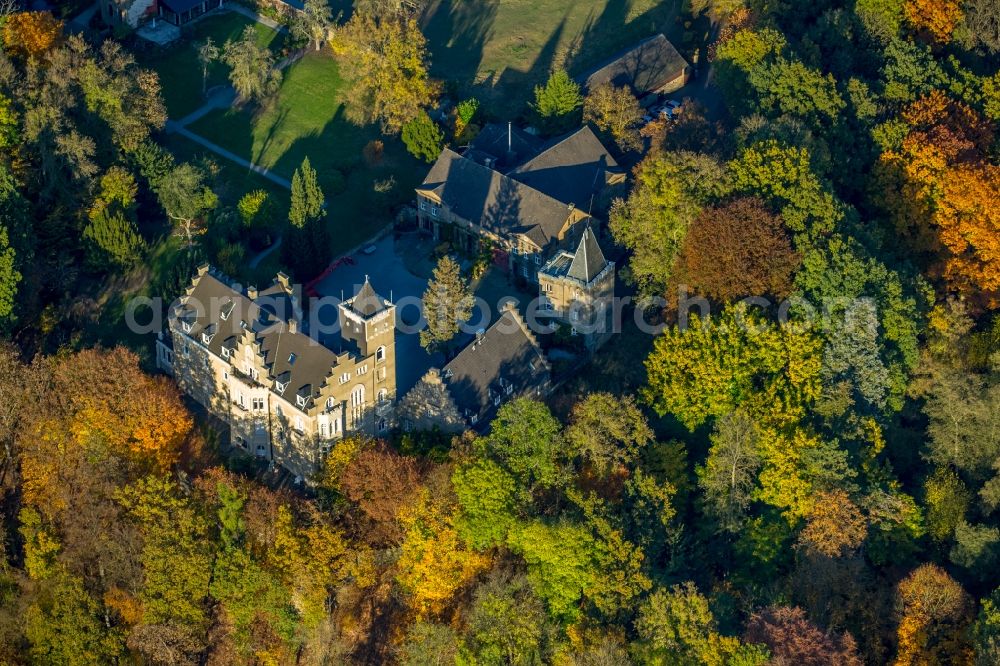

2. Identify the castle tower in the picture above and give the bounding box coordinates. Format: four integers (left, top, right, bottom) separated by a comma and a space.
338, 278, 397, 402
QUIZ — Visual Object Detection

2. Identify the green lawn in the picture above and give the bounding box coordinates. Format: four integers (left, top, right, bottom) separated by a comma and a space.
137, 12, 285, 119
421, 0, 682, 112
186, 51, 424, 262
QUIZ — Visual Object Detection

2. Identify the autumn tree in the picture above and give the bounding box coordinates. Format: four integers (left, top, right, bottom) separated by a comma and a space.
420, 255, 473, 354
462, 573, 551, 664
564, 392, 653, 474
894, 564, 973, 665
396, 488, 490, 618
746, 606, 862, 666
583, 83, 643, 153
643, 303, 823, 430
798, 490, 868, 557
878, 92, 1000, 306
331, 13, 437, 132
340, 443, 420, 543
672, 197, 800, 302
609, 152, 728, 297
221, 26, 282, 103
904, 0, 963, 46
2, 11, 63, 61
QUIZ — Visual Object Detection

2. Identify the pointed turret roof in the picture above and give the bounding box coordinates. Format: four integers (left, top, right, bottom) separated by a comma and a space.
566, 226, 609, 284
348, 277, 389, 317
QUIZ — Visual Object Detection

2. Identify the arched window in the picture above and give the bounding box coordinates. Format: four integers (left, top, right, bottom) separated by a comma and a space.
377, 388, 388, 403
375, 346, 386, 363
351, 385, 366, 424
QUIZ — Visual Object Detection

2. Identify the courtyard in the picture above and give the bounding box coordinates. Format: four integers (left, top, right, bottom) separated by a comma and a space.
310, 232, 536, 395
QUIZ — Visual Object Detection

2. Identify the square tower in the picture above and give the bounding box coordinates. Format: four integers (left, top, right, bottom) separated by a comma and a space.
338, 278, 397, 400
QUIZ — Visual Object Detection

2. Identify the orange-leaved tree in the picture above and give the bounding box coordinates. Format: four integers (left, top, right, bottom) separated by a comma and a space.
1, 11, 64, 61
878, 91, 1000, 307
903, 0, 963, 46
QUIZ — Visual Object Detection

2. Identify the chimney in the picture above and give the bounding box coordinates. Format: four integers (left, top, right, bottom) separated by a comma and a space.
275, 272, 291, 292
287, 319, 298, 334
247, 285, 258, 299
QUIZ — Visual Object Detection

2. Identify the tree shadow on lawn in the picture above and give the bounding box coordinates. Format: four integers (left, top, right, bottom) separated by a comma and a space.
422, 0, 499, 92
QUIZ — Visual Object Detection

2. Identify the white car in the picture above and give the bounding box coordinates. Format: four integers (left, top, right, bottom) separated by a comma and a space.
362, 244, 377, 255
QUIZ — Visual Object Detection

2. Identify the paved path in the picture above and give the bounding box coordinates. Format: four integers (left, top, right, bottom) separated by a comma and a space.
175, 86, 237, 126
249, 235, 283, 268
223, 3, 286, 31
165, 122, 293, 189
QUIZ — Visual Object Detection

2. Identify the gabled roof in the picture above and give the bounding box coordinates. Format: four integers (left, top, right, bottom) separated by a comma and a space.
508, 126, 622, 210
418, 148, 581, 248
173, 267, 366, 412
441, 308, 550, 421
581, 34, 690, 96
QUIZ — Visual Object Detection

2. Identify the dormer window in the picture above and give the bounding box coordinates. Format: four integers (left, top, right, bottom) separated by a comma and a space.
505, 383, 513, 395
326, 397, 335, 411
182, 321, 192, 333
221, 348, 231, 360
202, 332, 213, 344
493, 395, 501, 406
443, 368, 453, 379
470, 414, 478, 425
288, 353, 297, 365
220, 299, 235, 321
275, 381, 287, 394
296, 394, 306, 408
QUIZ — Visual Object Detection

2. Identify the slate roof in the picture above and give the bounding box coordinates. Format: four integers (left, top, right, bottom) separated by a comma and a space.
581, 34, 690, 96
418, 148, 580, 248
508, 126, 622, 210
541, 225, 612, 285
159, 0, 206, 14
465, 122, 544, 171
343, 277, 391, 318
174, 268, 381, 411
441, 308, 550, 421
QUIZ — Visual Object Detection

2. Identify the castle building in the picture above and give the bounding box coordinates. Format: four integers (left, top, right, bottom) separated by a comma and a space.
157, 265, 396, 480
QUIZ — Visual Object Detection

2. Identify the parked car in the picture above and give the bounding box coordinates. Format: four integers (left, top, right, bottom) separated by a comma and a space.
362, 244, 378, 255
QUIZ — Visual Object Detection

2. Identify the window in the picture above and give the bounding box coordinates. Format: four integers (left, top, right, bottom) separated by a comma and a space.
377, 388, 388, 403
326, 397, 336, 411
378, 367, 386, 381
320, 422, 328, 437
534, 255, 541, 265
340, 372, 351, 384
288, 353, 297, 365
201, 332, 213, 345
351, 385, 365, 423
493, 395, 501, 406
430, 206, 439, 218
236, 392, 246, 409
181, 321, 192, 333
357, 364, 368, 375
378, 418, 387, 432
294, 416, 304, 433
419, 200, 427, 211
296, 394, 307, 408
522, 263, 529, 278
320, 441, 332, 458
375, 346, 386, 363
331, 417, 341, 435
470, 414, 478, 425
223, 371, 229, 381
275, 381, 287, 394
249, 368, 258, 381
221, 347, 231, 360
505, 384, 513, 395
252, 397, 264, 411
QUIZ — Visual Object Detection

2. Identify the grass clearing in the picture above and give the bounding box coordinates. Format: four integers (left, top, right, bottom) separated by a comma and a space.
421, 0, 682, 112
186, 51, 424, 262
136, 12, 285, 119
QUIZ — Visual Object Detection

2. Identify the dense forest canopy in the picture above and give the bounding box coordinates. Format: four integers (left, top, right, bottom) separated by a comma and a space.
0, 0, 997, 664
